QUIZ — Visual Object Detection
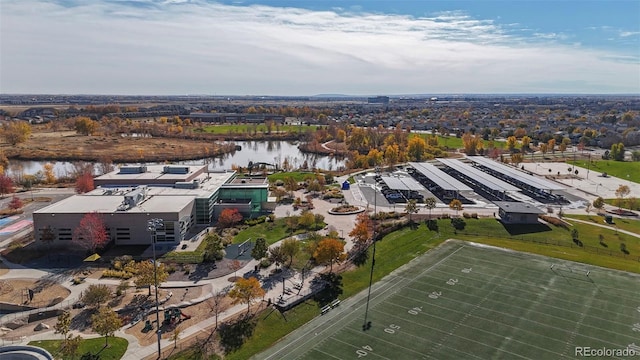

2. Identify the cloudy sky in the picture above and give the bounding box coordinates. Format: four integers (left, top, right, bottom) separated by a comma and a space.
1, 0, 639, 95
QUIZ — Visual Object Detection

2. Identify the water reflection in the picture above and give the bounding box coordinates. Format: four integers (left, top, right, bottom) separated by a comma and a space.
6, 140, 345, 176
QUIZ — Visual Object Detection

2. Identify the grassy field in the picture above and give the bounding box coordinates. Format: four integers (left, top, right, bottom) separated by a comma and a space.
564, 214, 640, 235
410, 133, 507, 150
568, 159, 640, 184
200, 124, 321, 135
268, 171, 322, 183
437, 217, 640, 273
29, 337, 128, 360
258, 241, 640, 359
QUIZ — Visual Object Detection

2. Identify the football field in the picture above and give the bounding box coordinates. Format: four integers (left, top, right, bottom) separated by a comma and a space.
257, 240, 640, 359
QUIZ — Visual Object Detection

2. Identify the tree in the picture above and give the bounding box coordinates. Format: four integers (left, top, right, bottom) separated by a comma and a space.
75, 172, 95, 194
203, 233, 225, 262
506, 136, 517, 152
54, 311, 72, 339
81, 284, 112, 309
449, 199, 463, 216
268, 245, 287, 270
8, 195, 23, 210
451, 217, 466, 231
251, 237, 268, 261
207, 290, 227, 329
72, 212, 109, 253
134, 260, 169, 296
170, 325, 183, 348
405, 199, 419, 223
228, 277, 265, 314
510, 153, 523, 167
461, 133, 482, 156
283, 176, 298, 197
615, 184, 630, 209
424, 197, 437, 219
0, 174, 14, 197
74, 116, 98, 136
91, 306, 122, 346
407, 136, 428, 161
217, 208, 243, 229
348, 212, 373, 250
1, 121, 31, 145
281, 238, 300, 267
43, 163, 56, 184
313, 238, 346, 273
592, 197, 605, 212
59, 335, 82, 360
521, 136, 531, 153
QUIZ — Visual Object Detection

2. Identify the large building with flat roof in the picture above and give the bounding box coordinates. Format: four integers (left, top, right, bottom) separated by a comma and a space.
33, 164, 273, 248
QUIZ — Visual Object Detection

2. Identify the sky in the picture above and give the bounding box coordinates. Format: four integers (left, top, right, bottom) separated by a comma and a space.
1, 0, 639, 95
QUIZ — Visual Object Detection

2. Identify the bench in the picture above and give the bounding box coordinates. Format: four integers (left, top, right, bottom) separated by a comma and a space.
321, 305, 331, 315
331, 299, 341, 308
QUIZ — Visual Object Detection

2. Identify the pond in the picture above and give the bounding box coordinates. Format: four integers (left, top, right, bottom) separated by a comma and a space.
5, 140, 346, 177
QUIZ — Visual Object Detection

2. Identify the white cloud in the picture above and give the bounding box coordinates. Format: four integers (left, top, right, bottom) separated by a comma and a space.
0, 0, 638, 95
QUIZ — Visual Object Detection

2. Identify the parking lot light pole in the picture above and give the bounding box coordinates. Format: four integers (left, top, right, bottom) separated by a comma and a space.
147, 218, 164, 358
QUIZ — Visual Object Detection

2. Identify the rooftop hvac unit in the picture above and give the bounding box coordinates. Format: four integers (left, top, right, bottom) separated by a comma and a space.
163, 166, 189, 174
174, 180, 200, 189
119, 165, 147, 174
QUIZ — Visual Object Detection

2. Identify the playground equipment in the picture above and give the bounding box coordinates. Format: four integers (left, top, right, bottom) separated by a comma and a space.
163, 308, 191, 325
142, 320, 153, 333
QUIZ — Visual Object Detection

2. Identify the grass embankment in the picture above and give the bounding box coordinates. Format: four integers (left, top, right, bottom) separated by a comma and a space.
233, 218, 293, 245
568, 159, 640, 184
436, 217, 640, 273
563, 214, 640, 235
29, 337, 128, 360
200, 124, 321, 135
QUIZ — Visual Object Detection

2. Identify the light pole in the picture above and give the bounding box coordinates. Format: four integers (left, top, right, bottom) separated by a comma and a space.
147, 218, 164, 358
363, 167, 380, 331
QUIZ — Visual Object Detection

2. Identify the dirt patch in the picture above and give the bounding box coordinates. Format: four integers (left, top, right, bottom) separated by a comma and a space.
126, 295, 234, 347
0, 279, 70, 306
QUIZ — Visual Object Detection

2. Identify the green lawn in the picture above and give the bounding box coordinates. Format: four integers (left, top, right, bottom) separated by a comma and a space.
268, 171, 321, 183
410, 133, 506, 151
564, 214, 640, 235
29, 337, 128, 360
260, 241, 640, 359
233, 219, 295, 245
198, 124, 321, 135
437, 217, 640, 273
568, 159, 640, 184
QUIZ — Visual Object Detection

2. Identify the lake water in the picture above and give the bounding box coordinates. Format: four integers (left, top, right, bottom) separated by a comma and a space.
6, 140, 346, 177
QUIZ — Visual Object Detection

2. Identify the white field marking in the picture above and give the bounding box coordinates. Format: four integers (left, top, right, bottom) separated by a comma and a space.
313, 347, 349, 360
390, 284, 639, 345
563, 287, 597, 355
448, 252, 640, 300
418, 266, 640, 316
261, 244, 468, 360
352, 309, 536, 360
393, 266, 637, 333
461, 267, 472, 273
342, 325, 484, 360
637, 306, 640, 313
633, 323, 640, 332
328, 335, 389, 359
373, 305, 569, 357
383, 279, 638, 349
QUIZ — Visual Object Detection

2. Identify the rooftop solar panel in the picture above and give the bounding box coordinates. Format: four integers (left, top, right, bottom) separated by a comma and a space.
468, 157, 565, 191
437, 158, 521, 192
409, 162, 473, 192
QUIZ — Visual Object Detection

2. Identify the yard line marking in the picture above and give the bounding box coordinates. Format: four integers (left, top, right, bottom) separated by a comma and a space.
342, 324, 484, 360
261, 243, 468, 360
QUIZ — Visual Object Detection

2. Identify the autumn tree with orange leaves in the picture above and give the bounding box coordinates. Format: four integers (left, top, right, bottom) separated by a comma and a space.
217, 208, 243, 229
75, 172, 95, 194
349, 212, 374, 250
314, 238, 346, 273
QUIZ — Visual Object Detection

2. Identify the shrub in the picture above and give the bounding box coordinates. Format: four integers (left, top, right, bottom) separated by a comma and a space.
620, 243, 629, 254
462, 212, 471, 219
451, 217, 466, 230
426, 219, 439, 232
471, 213, 478, 219
260, 259, 272, 268
101, 269, 133, 279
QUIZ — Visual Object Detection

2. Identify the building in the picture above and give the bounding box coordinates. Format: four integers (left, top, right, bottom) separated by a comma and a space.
33, 164, 274, 248
494, 201, 544, 224
367, 96, 390, 104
